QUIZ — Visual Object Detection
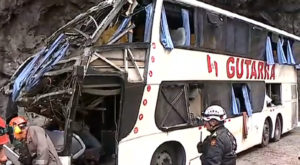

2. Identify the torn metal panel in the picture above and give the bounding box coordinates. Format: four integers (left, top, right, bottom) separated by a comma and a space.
47, 1, 114, 43
91, 0, 128, 43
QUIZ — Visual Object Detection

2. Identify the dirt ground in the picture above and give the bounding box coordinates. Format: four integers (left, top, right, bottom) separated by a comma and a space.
237, 127, 300, 165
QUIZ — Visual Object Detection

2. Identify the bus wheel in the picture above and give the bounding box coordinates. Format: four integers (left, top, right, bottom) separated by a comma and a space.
150, 144, 184, 165
261, 119, 270, 147
273, 117, 282, 142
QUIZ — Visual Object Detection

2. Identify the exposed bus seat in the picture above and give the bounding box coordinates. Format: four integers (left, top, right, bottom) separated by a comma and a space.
170, 27, 186, 47
45, 130, 86, 159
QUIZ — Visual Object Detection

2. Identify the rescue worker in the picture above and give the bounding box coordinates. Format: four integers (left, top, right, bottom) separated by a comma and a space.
9, 116, 62, 165
197, 105, 237, 165
0, 117, 10, 164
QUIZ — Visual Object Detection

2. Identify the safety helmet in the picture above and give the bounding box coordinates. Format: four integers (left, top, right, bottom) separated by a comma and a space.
203, 105, 227, 122
9, 116, 27, 134
0, 117, 9, 145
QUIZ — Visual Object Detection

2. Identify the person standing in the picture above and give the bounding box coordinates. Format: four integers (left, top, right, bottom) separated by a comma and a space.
197, 105, 237, 165
9, 116, 62, 165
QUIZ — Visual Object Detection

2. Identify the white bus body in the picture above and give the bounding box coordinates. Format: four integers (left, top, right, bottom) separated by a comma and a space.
116, 0, 299, 165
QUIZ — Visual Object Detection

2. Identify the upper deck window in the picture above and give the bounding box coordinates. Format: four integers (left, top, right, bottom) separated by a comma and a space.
161, 2, 194, 49
226, 18, 250, 56
98, 2, 154, 45
250, 26, 267, 60
293, 41, 300, 64
196, 9, 226, 51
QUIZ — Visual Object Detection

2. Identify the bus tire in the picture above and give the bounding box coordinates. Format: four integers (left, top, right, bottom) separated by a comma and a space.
273, 116, 282, 142
150, 143, 185, 165
260, 119, 270, 147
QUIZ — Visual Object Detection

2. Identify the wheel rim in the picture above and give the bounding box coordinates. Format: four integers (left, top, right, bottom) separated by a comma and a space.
155, 151, 172, 165
263, 121, 270, 143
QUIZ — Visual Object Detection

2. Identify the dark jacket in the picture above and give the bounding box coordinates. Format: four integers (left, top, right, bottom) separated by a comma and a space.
198, 125, 237, 165
26, 126, 62, 165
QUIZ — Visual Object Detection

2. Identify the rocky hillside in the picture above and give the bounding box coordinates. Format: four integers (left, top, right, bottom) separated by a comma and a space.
0, 0, 299, 117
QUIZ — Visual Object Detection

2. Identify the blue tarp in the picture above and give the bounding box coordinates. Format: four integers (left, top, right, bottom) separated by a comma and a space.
25, 34, 65, 91
160, 6, 174, 50
266, 36, 275, 65
277, 39, 287, 64
12, 48, 45, 101
181, 9, 190, 46
26, 42, 70, 90
144, 3, 153, 42
231, 87, 240, 115
287, 40, 296, 65
242, 85, 252, 116
12, 34, 69, 101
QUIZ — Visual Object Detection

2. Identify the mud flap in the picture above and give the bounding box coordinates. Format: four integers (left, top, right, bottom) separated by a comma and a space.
242, 112, 248, 139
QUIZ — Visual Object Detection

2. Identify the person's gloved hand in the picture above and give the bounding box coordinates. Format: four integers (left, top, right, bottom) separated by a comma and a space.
18, 154, 32, 165
17, 142, 32, 165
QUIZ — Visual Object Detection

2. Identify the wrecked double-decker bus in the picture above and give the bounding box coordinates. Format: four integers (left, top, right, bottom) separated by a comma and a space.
4, 0, 152, 164
3, 0, 300, 164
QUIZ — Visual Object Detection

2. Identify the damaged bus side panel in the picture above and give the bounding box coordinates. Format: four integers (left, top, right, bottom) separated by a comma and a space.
2, 0, 153, 164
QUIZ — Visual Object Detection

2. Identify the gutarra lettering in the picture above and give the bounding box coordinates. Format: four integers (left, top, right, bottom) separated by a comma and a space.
226, 57, 275, 80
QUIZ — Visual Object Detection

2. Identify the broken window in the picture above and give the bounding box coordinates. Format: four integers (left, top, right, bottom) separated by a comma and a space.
155, 82, 189, 130
97, 2, 154, 45
269, 33, 279, 63
266, 35, 275, 65
201, 11, 226, 51
202, 82, 232, 117
266, 83, 281, 106
232, 83, 253, 116
156, 81, 233, 129
247, 82, 265, 113
287, 40, 296, 65
188, 83, 204, 125
161, 2, 194, 49
277, 37, 287, 64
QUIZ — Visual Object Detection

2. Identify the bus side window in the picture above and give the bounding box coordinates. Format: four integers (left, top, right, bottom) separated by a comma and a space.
188, 84, 203, 125
233, 84, 247, 113
202, 11, 226, 51
293, 40, 300, 64
250, 25, 267, 60
269, 33, 279, 63
232, 83, 253, 116
266, 83, 282, 107
226, 18, 249, 57
155, 83, 189, 130
163, 2, 194, 47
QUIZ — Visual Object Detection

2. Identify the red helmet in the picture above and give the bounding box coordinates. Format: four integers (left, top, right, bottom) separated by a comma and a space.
9, 116, 27, 127
0, 117, 9, 145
